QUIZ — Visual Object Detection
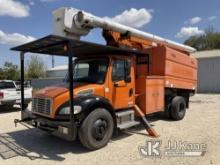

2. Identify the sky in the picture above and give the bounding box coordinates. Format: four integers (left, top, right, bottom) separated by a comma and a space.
0, 0, 219, 68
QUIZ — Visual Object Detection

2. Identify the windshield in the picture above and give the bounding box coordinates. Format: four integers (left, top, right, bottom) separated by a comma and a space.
0, 81, 15, 89
70, 58, 109, 84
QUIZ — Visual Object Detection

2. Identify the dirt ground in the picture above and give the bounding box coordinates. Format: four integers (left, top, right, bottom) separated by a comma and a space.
0, 94, 219, 165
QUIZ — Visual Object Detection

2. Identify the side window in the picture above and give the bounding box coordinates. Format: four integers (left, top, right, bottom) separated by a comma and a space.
74, 63, 89, 79
0, 82, 15, 89
112, 59, 125, 82
7, 82, 15, 88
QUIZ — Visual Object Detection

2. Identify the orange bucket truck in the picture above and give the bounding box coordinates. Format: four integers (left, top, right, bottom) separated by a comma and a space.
12, 7, 197, 150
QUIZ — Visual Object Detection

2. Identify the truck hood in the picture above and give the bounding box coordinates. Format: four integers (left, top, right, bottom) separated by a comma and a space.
33, 83, 99, 98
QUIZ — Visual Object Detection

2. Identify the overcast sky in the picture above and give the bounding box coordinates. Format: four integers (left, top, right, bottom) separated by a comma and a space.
0, 0, 219, 68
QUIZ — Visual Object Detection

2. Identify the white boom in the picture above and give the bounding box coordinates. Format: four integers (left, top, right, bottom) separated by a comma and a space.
53, 7, 196, 53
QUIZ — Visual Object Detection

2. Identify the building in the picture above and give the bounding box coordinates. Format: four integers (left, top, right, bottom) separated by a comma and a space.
46, 63, 89, 78
192, 50, 220, 93
46, 65, 68, 78
31, 65, 68, 89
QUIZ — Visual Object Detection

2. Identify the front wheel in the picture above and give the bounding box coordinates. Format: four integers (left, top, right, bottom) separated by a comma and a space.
78, 108, 114, 150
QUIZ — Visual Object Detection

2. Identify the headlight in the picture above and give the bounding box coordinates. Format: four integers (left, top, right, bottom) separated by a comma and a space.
58, 105, 82, 115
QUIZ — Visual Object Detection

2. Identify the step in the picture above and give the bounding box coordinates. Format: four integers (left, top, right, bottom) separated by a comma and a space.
117, 121, 140, 130
116, 109, 134, 117
116, 109, 135, 125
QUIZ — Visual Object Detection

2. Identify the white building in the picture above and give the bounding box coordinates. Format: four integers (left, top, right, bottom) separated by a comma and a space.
46, 63, 89, 78
192, 49, 220, 93
46, 65, 68, 78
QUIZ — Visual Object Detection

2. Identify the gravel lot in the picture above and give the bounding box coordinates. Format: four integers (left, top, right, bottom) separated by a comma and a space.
0, 94, 220, 165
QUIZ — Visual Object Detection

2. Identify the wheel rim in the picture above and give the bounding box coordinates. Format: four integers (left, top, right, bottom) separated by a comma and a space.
92, 118, 108, 141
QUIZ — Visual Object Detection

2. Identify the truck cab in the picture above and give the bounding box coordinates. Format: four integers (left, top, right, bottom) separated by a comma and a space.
33, 55, 135, 118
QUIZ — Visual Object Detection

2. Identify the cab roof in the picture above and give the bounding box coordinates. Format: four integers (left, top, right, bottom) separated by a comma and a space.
11, 35, 148, 57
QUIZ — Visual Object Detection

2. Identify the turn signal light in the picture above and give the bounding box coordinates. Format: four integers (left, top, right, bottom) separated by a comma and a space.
0, 92, 4, 99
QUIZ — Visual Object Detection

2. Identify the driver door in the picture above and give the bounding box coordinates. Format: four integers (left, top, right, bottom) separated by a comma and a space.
110, 57, 135, 109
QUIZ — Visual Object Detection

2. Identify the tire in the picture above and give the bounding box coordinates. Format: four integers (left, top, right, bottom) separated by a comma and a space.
170, 96, 186, 121
164, 104, 171, 119
78, 108, 114, 150
0, 105, 9, 109
0, 104, 14, 109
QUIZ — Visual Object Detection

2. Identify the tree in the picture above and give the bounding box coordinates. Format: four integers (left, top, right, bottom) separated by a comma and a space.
0, 68, 6, 80
0, 62, 19, 80
184, 26, 220, 51
26, 56, 46, 79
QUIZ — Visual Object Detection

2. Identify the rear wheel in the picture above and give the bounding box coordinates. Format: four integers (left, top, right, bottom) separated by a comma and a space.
78, 108, 114, 150
170, 96, 186, 120
0, 104, 14, 109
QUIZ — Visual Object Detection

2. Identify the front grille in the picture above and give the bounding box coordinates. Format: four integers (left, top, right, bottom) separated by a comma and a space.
32, 97, 52, 115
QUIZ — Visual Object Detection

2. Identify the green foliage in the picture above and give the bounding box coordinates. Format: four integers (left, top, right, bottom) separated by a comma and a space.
184, 27, 220, 51
26, 56, 46, 79
0, 56, 46, 80
0, 68, 5, 80
0, 62, 19, 80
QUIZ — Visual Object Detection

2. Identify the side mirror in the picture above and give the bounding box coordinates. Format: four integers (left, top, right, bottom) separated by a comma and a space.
114, 80, 126, 87
125, 76, 131, 83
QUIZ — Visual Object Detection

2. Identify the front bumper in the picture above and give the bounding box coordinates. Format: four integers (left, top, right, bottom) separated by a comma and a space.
0, 98, 31, 106
19, 110, 77, 141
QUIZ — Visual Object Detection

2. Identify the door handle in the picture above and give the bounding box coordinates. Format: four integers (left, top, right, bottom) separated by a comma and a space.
129, 88, 134, 97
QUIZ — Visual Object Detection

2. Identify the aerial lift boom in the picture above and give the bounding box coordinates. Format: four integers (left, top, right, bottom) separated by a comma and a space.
53, 7, 196, 53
